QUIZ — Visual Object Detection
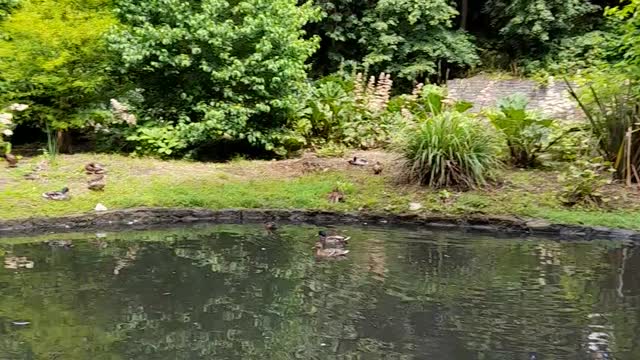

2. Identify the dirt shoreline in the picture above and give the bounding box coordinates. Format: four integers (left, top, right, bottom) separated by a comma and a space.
0, 207, 637, 241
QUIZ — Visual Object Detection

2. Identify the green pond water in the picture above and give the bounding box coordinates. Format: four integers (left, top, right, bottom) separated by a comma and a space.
0, 224, 637, 359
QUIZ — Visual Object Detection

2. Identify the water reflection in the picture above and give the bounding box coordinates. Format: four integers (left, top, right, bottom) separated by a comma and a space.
0, 225, 637, 359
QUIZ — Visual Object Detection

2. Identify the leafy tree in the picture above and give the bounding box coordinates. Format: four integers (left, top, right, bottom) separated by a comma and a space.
606, 0, 640, 75
304, 0, 370, 76
0, 0, 116, 151
0, 0, 19, 21
361, 0, 479, 81
484, 0, 599, 58
109, 0, 321, 157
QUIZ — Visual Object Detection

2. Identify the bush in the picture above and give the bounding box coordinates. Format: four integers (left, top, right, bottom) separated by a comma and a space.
109, 0, 321, 157
557, 157, 614, 207
566, 75, 640, 181
400, 111, 501, 189
296, 72, 396, 149
0, 0, 116, 136
485, 94, 563, 168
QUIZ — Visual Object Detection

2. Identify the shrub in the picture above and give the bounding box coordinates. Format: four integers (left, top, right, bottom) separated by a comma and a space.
485, 94, 564, 168
0, 0, 116, 145
400, 111, 501, 189
566, 75, 640, 181
296, 72, 396, 149
109, 0, 321, 157
557, 157, 614, 207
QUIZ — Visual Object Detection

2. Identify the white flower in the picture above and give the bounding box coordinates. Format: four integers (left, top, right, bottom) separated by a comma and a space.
0, 113, 13, 124
2, 129, 13, 136
7, 103, 28, 112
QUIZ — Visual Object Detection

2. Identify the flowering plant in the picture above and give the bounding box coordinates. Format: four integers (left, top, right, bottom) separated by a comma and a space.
1, 104, 29, 154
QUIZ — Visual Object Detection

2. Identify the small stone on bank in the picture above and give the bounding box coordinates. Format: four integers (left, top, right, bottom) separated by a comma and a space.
408, 202, 422, 211
95, 203, 108, 212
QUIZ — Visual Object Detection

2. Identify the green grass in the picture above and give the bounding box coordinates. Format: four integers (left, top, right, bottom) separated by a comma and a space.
1, 153, 639, 230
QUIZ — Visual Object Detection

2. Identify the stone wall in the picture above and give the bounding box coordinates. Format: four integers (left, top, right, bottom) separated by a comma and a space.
446, 75, 583, 120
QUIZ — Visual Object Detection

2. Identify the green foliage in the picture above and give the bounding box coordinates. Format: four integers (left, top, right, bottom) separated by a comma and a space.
400, 111, 501, 189
566, 74, 640, 179
484, 0, 599, 58
0, 112, 13, 153
606, 0, 640, 75
558, 157, 614, 207
0, 0, 18, 21
485, 94, 561, 168
295, 72, 396, 149
362, 0, 478, 80
0, 0, 116, 131
110, 0, 321, 157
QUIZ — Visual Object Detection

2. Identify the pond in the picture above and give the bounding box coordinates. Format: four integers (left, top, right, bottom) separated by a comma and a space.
0, 224, 637, 359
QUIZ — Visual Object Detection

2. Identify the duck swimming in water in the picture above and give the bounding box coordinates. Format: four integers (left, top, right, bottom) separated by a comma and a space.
264, 222, 278, 231
318, 230, 350, 248
313, 242, 349, 258
42, 187, 70, 201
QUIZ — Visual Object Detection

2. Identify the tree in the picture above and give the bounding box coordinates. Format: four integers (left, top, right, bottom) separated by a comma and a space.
362, 0, 478, 82
484, 0, 599, 58
109, 0, 321, 157
606, 0, 640, 76
0, 0, 116, 151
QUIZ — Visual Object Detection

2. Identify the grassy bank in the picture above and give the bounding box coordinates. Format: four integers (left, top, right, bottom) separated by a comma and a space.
1, 151, 639, 230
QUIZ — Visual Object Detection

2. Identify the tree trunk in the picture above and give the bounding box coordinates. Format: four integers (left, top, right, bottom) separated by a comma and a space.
56, 130, 72, 154
460, 0, 468, 30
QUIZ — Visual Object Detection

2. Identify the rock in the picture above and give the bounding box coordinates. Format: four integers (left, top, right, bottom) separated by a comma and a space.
408, 202, 422, 211
94, 203, 108, 212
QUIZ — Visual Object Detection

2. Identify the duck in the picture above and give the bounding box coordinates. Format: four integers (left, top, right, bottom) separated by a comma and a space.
264, 222, 278, 231
3, 153, 17, 168
85, 162, 106, 175
348, 156, 369, 166
42, 187, 70, 201
46, 240, 73, 248
327, 188, 345, 203
313, 242, 349, 258
318, 230, 350, 248
373, 161, 383, 175
88, 174, 106, 191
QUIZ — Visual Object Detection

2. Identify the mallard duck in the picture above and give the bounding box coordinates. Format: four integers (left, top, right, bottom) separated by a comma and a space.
42, 187, 70, 201
327, 188, 345, 203
3, 153, 17, 168
348, 156, 369, 166
88, 174, 106, 191
264, 222, 278, 231
85, 162, 106, 174
46, 240, 73, 248
373, 161, 383, 175
313, 242, 349, 258
318, 230, 350, 247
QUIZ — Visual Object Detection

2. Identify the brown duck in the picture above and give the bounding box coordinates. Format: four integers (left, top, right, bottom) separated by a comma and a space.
313, 242, 349, 258
327, 188, 345, 203
3, 153, 17, 168
85, 162, 106, 175
373, 161, 383, 175
265, 222, 278, 231
88, 174, 106, 191
318, 230, 350, 248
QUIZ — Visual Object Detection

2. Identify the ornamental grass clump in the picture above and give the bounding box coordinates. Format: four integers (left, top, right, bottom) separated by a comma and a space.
400, 112, 502, 189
